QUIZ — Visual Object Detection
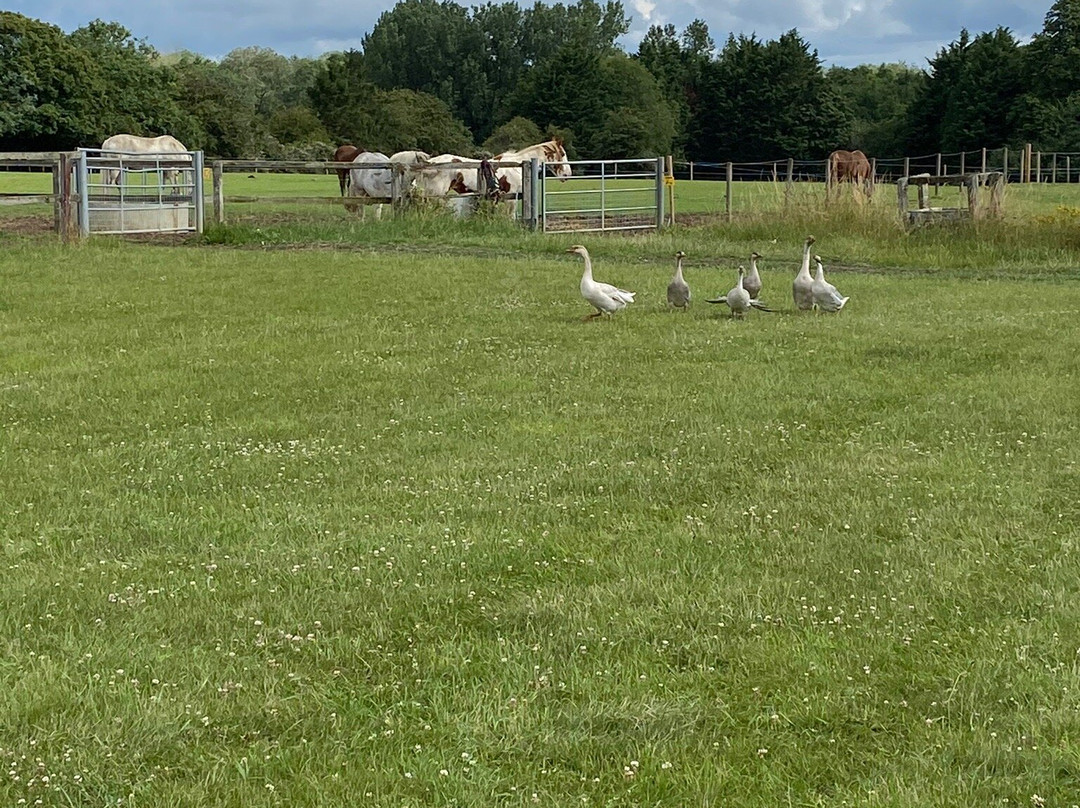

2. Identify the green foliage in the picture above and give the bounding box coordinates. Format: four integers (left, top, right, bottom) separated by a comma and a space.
67, 20, 189, 144
308, 50, 381, 148
691, 30, 851, 161
481, 116, 544, 154
0, 12, 96, 149
172, 53, 270, 157
826, 63, 923, 157
373, 88, 476, 154
268, 106, 329, 145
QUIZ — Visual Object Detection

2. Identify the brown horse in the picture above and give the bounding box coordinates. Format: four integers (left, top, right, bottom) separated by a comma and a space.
332, 144, 362, 195
828, 149, 873, 198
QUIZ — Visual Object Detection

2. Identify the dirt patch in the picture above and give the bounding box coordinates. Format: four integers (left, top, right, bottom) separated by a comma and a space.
0, 215, 54, 236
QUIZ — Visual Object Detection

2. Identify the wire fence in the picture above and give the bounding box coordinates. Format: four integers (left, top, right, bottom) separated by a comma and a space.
671, 147, 1080, 185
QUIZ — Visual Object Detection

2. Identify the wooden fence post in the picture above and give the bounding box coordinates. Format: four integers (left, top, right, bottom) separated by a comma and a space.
1036, 151, 1042, 183
785, 158, 794, 206
981, 147, 987, 174
1052, 153, 1058, 183
212, 161, 224, 223
903, 156, 910, 177
725, 162, 733, 223
1068, 156, 1072, 184
1003, 147, 1009, 183
57, 152, 78, 243
959, 151, 966, 175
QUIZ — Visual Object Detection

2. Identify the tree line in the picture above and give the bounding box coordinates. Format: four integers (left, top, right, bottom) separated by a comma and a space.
3, 0, 1080, 162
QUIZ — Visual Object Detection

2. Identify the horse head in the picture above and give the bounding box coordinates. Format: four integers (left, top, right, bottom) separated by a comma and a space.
543, 139, 572, 181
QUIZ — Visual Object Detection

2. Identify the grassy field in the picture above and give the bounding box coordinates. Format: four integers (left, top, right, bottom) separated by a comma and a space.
2, 188, 1080, 806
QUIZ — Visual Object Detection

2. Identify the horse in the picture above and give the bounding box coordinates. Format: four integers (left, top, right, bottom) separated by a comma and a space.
493, 138, 571, 214
409, 154, 480, 199
332, 144, 362, 196
389, 150, 430, 167
494, 138, 571, 193
100, 134, 189, 189
347, 151, 394, 219
827, 149, 873, 198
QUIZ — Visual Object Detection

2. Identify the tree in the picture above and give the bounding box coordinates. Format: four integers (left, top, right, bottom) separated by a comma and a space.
172, 54, 268, 157
939, 28, 1025, 151
826, 63, 924, 156
308, 50, 382, 147
1025, 0, 1080, 100
515, 42, 672, 157
905, 30, 970, 154
482, 116, 544, 154
68, 19, 187, 144
636, 20, 714, 158
690, 30, 850, 162
360, 0, 488, 135
372, 88, 475, 154
0, 12, 96, 149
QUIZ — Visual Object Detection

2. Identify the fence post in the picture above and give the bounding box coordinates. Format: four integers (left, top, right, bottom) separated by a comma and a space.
52, 157, 62, 235
1068, 156, 1072, 183
1036, 151, 1042, 183
655, 157, 665, 230
903, 156, 910, 177
1052, 153, 1058, 183
1025, 143, 1033, 183
212, 161, 224, 223
981, 147, 987, 174
689, 162, 694, 182
1002, 147, 1009, 183
56, 153, 78, 242
526, 157, 540, 231
785, 158, 794, 206
665, 155, 675, 226
725, 162, 733, 223
193, 151, 204, 233
959, 151, 966, 175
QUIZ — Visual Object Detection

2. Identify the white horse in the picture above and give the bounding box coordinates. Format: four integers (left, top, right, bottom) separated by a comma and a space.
347, 151, 395, 219
409, 154, 480, 199
389, 150, 430, 167
493, 138, 571, 214
100, 134, 189, 189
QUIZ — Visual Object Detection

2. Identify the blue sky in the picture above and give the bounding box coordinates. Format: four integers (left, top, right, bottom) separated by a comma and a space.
15, 0, 1051, 68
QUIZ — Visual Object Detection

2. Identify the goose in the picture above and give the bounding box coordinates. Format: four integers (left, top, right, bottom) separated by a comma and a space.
707, 266, 773, 318
743, 251, 763, 300
567, 245, 635, 319
667, 250, 691, 310
812, 255, 849, 312
793, 235, 816, 311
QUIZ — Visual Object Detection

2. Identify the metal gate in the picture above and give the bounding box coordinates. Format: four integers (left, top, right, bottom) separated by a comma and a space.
538, 157, 664, 233
76, 148, 204, 235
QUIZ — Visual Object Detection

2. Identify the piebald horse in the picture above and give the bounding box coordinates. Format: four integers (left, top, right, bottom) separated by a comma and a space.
101, 134, 189, 189
494, 137, 571, 198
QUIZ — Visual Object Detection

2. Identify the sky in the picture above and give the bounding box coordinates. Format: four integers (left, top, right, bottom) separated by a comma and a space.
15, 0, 1052, 69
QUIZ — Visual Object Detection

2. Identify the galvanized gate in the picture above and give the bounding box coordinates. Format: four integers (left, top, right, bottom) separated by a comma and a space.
537, 157, 665, 233
76, 148, 204, 235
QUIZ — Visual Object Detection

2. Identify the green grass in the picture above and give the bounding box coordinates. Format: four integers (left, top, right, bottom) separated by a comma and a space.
2, 226, 1080, 806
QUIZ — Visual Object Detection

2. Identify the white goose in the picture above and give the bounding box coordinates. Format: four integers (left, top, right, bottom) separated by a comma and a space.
812, 255, 850, 312
707, 266, 773, 318
567, 245, 635, 319
667, 250, 691, 310
792, 235, 816, 311
744, 251, 763, 300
